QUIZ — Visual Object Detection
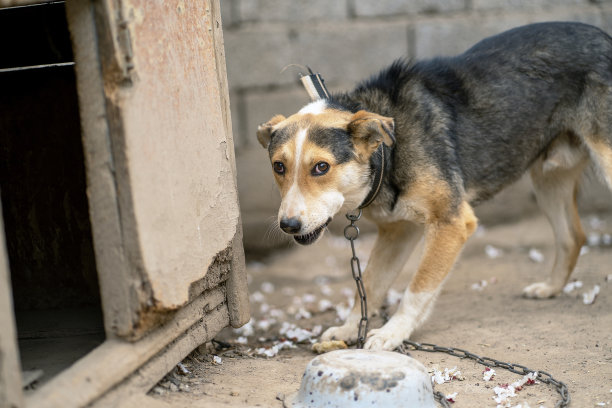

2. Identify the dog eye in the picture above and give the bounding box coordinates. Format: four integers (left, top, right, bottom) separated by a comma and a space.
273, 161, 285, 175
312, 162, 330, 176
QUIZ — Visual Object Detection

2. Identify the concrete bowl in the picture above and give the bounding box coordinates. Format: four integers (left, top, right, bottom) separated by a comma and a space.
288, 349, 435, 408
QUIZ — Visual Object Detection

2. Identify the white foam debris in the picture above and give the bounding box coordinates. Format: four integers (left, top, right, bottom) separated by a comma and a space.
255, 340, 296, 358
589, 216, 605, 230
528, 249, 544, 263
582, 285, 600, 305
259, 303, 270, 314
302, 293, 317, 303
256, 319, 272, 331
483, 367, 496, 381
261, 282, 275, 294
320, 285, 333, 296
318, 299, 333, 312
177, 362, 190, 375
471, 280, 488, 291
431, 366, 463, 385
485, 244, 503, 259
334, 302, 352, 322
236, 336, 248, 344
269, 308, 285, 318
250, 291, 265, 303
563, 280, 583, 294
445, 392, 458, 403
580, 246, 590, 256
386, 288, 403, 305
213, 355, 223, 365
341, 287, 354, 298
233, 318, 255, 337
279, 322, 319, 343
587, 232, 602, 247
493, 371, 538, 407
294, 307, 312, 320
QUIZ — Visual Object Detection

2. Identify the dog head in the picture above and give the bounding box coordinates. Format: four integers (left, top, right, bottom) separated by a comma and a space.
257, 99, 394, 245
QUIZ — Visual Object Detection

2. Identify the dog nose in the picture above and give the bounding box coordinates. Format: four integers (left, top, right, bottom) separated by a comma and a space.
280, 217, 302, 234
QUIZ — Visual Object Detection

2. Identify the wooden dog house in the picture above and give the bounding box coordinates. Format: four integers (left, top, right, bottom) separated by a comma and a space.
0, 1, 249, 406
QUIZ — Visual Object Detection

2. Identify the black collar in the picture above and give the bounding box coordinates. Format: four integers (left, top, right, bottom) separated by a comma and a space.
358, 143, 386, 209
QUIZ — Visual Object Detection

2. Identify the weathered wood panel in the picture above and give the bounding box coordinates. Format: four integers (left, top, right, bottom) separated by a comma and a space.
118, 0, 241, 307
69, 0, 248, 338
0, 206, 24, 408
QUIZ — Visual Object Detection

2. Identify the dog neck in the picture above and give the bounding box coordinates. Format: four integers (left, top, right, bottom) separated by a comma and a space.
359, 143, 387, 209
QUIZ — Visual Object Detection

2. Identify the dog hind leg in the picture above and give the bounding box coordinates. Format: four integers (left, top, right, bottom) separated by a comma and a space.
523, 134, 588, 298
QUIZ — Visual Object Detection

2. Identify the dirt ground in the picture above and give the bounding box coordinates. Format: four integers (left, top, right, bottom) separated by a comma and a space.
152, 212, 612, 408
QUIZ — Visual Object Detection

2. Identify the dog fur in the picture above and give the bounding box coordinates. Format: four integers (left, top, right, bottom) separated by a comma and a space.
257, 22, 612, 351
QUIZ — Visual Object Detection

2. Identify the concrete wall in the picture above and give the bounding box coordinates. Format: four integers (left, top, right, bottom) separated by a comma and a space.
221, 0, 612, 252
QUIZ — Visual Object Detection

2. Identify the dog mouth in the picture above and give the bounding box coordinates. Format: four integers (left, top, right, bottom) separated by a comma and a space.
294, 218, 331, 245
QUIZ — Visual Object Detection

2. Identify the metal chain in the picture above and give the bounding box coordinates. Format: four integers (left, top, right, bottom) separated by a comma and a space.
343, 209, 368, 348
344, 213, 570, 407
397, 341, 571, 407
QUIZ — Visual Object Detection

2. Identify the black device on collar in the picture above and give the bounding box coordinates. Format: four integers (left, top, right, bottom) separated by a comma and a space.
299, 68, 386, 210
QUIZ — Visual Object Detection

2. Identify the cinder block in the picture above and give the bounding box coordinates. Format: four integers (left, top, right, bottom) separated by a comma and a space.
472, 0, 584, 12
237, 0, 348, 23
353, 0, 466, 17
224, 27, 294, 89
414, 8, 604, 59
289, 21, 411, 85
243, 87, 310, 148
414, 16, 529, 58
229, 90, 247, 151
601, 6, 612, 34
235, 146, 291, 251
220, 0, 234, 27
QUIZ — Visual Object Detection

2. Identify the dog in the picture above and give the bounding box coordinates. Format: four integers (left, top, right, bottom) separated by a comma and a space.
256, 22, 612, 351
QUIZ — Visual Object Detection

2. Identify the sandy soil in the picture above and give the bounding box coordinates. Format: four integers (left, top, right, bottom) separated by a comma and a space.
152, 212, 612, 408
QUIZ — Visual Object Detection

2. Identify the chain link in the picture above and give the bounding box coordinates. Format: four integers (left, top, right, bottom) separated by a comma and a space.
344, 213, 570, 407
400, 340, 571, 407
344, 209, 368, 348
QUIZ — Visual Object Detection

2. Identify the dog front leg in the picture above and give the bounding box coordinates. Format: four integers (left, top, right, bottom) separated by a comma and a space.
320, 221, 423, 345
364, 202, 477, 351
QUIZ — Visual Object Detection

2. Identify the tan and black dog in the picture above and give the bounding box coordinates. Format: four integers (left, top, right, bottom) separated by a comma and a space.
256, 22, 612, 350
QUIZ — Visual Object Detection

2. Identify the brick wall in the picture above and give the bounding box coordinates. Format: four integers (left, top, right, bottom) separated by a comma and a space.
220, 0, 612, 252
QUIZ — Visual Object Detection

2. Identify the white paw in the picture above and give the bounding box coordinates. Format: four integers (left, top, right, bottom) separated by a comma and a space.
522, 282, 560, 299
320, 324, 358, 344
363, 326, 407, 351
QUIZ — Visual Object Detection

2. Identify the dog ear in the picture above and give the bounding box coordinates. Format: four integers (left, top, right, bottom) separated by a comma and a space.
347, 111, 395, 157
257, 115, 286, 148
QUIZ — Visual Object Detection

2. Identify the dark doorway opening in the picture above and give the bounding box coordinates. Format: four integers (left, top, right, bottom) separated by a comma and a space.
0, 1, 105, 388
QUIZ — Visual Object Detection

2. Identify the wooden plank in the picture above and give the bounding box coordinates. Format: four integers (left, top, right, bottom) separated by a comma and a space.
0, 204, 24, 408
92, 306, 230, 408
65, 0, 138, 338
68, 0, 247, 338
113, 0, 241, 309
208, 0, 250, 328
25, 288, 227, 408
0, 0, 57, 8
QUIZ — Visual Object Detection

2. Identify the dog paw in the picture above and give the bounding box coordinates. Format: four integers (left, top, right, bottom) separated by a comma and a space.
363, 327, 406, 351
522, 282, 560, 299
320, 324, 358, 344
